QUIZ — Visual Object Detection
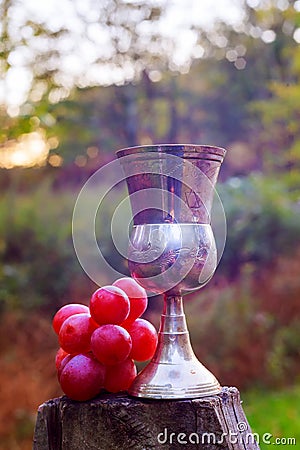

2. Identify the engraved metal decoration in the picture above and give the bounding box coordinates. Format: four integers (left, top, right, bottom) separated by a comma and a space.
117, 144, 226, 399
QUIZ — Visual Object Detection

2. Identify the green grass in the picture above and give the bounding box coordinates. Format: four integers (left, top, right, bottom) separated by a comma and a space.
242, 385, 300, 448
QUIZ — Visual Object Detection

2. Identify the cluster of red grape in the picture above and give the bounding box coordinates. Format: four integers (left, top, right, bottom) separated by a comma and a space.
53, 277, 158, 401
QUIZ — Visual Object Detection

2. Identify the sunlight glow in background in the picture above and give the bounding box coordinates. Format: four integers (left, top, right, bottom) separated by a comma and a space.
0, 131, 50, 169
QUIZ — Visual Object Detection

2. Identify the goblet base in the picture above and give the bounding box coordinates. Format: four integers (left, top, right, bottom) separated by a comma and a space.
128, 295, 221, 399
129, 358, 221, 399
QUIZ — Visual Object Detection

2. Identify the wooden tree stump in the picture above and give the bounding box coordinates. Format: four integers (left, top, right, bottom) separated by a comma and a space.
33, 387, 260, 449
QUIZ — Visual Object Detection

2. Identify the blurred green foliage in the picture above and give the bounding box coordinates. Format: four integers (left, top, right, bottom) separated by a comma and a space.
243, 386, 300, 449
186, 247, 300, 390
184, 174, 300, 390
0, 177, 79, 312
219, 174, 300, 278
0, 172, 132, 314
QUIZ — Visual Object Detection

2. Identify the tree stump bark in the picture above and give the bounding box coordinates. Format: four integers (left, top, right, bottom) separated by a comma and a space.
33, 387, 260, 450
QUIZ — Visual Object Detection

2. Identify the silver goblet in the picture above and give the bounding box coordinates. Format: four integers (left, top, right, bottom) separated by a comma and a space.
117, 144, 226, 399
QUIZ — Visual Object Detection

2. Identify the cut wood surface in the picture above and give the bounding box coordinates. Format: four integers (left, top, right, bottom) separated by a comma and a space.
33, 386, 260, 450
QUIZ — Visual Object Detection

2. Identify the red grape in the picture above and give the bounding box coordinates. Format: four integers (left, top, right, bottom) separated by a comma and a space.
125, 319, 158, 362
90, 286, 130, 325
91, 325, 132, 366
52, 303, 89, 334
57, 354, 73, 381
59, 313, 98, 354
55, 347, 69, 370
60, 353, 106, 401
113, 277, 148, 325
104, 358, 137, 393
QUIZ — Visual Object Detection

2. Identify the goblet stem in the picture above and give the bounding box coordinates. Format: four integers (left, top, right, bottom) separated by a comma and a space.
155, 295, 195, 363
128, 294, 221, 399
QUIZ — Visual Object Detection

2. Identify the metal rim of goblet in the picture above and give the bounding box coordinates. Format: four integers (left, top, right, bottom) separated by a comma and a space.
116, 143, 226, 163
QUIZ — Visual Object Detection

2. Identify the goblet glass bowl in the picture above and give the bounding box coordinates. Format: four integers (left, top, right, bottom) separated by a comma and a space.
128, 223, 217, 295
